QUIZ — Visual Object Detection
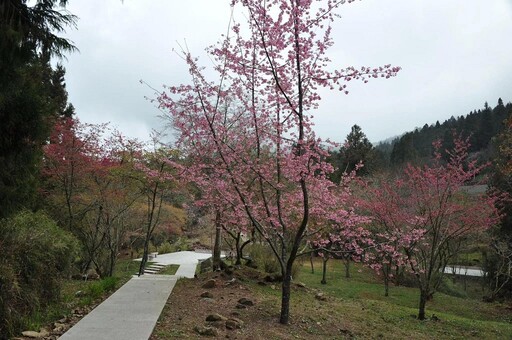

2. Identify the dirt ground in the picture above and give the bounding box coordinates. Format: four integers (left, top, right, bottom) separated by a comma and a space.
15, 266, 347, 339
150, 267, 348, 339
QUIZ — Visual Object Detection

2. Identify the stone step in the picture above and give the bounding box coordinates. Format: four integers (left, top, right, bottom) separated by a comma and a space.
148, 264, 166, 268
146, 269, 162, 273
133, 264, 168, 276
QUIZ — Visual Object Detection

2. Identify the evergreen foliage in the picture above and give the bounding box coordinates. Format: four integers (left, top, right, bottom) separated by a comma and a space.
484, 112, 512, 299
491, 112, 512, 235
330, 125, 375, 179
0, 2, 78, 336
0, 0, 76, 218
374, 99, 512, 169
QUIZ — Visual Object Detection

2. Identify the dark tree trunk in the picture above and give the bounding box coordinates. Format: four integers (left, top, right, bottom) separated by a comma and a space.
213, 210, 222, 271
235, 246, 242, 265
383, 263, 390, 297
418, 290, 428, 320
138, 240, 150, 276
321, 256, 328, 284
233, 233, 242, 265
108, 248, 116, 277
138, 176, 164, 277
238, 238, 251, 266
344, 258, 351, 278
310, 252, 314, 274
394, 265, 402, 286
279, 267, 292, 324
138, 214, 154, 276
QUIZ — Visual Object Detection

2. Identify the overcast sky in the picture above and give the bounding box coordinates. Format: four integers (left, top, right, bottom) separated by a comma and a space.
61, 0, 512, 144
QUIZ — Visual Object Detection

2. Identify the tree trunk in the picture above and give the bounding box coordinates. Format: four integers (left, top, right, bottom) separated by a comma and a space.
234, 233, 242, 265
344, 258, 351, 278
213, 210, 222, 271
394, 265, 402, 286
418, 289, 428, 320
138, 240, 149, 276
108, 248, 116, 277
237, 238, 251, 266
383, 263, 390, 297
235, 246, 242, 265
279, 268, 292, 324
310, 252, 314, 274
321, 256, 328, 284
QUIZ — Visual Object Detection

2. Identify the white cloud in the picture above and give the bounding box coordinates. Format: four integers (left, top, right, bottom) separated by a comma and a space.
61, 0, 512, 144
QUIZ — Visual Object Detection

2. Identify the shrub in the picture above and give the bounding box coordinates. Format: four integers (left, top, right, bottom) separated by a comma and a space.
158, 242, 174, 254
438, 276, 468, 299
0, 210, 79, 337
100, 277, 119, 292
86, 277, 119, 300
248, 243, 280, 273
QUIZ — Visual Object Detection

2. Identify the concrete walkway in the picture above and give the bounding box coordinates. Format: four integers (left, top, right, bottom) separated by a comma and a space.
60, 251, 212, 340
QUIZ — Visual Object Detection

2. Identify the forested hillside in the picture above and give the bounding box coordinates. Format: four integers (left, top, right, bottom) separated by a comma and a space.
376, 98, 512, 167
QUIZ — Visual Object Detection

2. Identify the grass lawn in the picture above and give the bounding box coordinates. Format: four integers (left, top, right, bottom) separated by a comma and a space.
283, 258, 512, 339
152, 258, 512, 339
158, 264, 179, 275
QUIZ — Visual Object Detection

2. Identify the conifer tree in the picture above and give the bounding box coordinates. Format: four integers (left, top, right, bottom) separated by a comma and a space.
0, 0, 77, 217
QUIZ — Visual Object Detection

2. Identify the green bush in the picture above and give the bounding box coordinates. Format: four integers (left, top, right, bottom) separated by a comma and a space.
157, 242, 175, 254
100, 277, 119, 292
0, 210, 79, 337
161, 237, 190, 253
247, 243, 301, 279
86, 277, 119, 300
248, 243, 280, 273
438, 276, 468, 299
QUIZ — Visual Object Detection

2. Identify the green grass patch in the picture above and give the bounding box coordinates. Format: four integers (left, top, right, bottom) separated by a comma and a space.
159, 264, 179, 275
287, 258, 512, 338
116, 258, 142, 277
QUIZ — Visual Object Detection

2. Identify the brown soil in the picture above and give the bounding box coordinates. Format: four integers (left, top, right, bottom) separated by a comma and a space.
15, 266, 348, 339
150, 267, 349, 339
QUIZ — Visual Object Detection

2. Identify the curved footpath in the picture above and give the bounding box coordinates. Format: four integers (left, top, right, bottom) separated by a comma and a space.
60, 251, 212, 340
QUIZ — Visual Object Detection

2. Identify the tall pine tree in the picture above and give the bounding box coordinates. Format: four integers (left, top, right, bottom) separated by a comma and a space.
0, 0, 77, 217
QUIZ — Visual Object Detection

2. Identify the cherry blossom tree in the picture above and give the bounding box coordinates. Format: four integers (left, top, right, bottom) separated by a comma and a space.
42, 117, 106, 233
43, 118, 143, 276
222, 214, 254, 266
159, 0, 399, 324
310, 179, 371, 284
43, 118, 110, 274
133, 145, 178, 276
209, 202, 255, 267
100, 135, 147, 277
359, 175, 424, 297
311, 222, 370, 284
362, 136, 501, 320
